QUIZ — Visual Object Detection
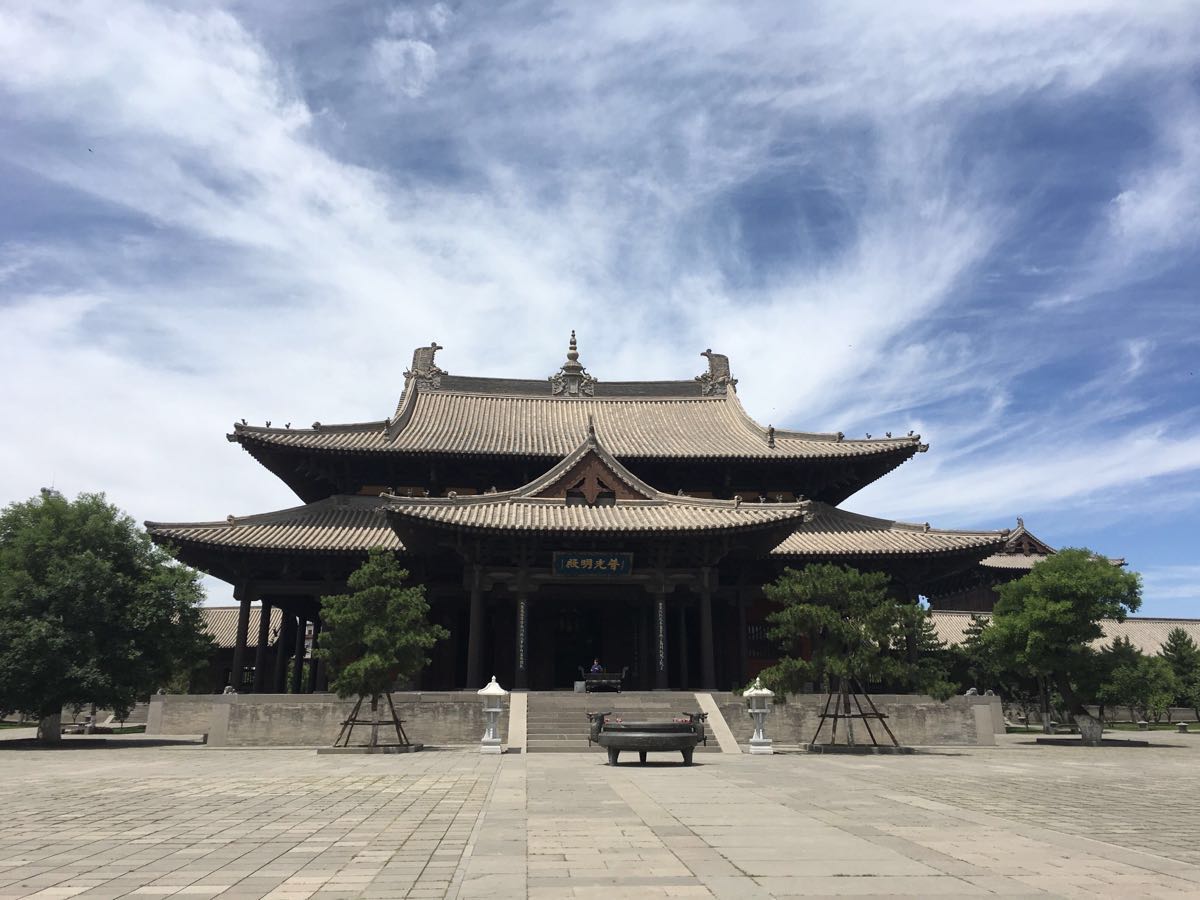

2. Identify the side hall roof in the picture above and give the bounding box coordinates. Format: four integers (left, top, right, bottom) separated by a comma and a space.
977, 518, 1123, 572
930, 611, 1198, 656
202, 605, 283, 648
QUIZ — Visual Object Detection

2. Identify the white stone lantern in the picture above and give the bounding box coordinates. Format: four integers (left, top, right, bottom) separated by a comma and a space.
477, 675, 508, 755
744, 676, 774, 755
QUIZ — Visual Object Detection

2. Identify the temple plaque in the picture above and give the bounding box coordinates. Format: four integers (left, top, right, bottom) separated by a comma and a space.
553, 552, 633, 576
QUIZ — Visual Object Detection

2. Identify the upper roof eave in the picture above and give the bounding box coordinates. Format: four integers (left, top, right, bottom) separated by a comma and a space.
378, 430, 813, 535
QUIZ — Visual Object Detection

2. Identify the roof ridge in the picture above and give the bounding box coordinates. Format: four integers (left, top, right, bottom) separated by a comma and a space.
145, 494, 383, 530
233, 420, 387, 436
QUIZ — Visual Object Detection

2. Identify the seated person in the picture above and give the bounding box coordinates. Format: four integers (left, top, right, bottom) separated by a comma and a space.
589, 658, 604, 673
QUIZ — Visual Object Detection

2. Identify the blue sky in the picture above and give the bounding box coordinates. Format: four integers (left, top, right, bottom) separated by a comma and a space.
1, 2, 1198, 614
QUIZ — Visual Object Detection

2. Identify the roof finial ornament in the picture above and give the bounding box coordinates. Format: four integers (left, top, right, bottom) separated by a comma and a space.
586, 413, 597, 446
405, 341, 447, 392
549, 330, 598, 397
696, 349, 738, 395
767, 425, 776, 449
1016, 516, 1025, 529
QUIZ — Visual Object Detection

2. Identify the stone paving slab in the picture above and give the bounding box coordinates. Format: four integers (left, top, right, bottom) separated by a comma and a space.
3, 732, 1200, 897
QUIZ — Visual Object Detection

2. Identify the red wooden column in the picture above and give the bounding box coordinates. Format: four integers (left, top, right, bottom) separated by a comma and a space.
230, 581, 254, 691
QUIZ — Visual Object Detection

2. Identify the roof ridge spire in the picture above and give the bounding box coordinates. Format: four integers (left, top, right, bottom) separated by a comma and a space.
549, 329, 598, 397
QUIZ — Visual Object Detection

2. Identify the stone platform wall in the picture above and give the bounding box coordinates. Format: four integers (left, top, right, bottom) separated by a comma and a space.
146, 694, 218, 736
712, 692, 1000, 746
148, 692, 504, 747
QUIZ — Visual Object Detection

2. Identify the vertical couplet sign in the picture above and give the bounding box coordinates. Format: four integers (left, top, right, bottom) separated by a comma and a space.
656, 595, 667, 675
516, 595, 528, 673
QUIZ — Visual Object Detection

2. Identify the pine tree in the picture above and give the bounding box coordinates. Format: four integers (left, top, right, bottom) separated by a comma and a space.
315, 548, 448, 748
759, 563, 951, 698
1160, 628, 1200, 706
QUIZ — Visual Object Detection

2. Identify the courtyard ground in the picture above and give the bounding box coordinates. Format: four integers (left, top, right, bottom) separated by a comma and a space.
2, 731, 1199, 899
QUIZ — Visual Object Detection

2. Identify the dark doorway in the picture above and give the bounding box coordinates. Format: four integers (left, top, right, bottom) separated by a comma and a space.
551, 603, 602, 688
529, 589, 643, 689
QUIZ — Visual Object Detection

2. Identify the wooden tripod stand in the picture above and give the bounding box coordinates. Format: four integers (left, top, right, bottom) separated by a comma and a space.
809, 678, 900, 748
332, 693, 412, 749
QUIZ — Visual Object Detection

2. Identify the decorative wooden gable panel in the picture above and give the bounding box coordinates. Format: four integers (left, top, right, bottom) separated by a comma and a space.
531, 451, 651, 505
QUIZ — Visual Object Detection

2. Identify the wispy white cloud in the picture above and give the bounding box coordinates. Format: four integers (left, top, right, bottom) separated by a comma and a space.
0, 0, 1198, 611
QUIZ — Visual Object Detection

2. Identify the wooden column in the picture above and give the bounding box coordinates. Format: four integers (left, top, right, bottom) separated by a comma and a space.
737, 592, 749, 687
252, 601, 273, 692
699, 567, 716, 689
291, 615, 307, 694
514, 591, 529, 690
465, 566, 485, 690
272, 613, 293, 693
653, 588, 669, 690
676, 601, 689, 689
230, 581, 253, 691
307, 616, 323, 693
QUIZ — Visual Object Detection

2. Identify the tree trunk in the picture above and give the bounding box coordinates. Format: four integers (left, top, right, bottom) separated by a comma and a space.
369, 694, 381, 750
1054, 673, 1103, 746
1038, 676, 1052, 733
37, 713, 62, 743
841, 679, 855, 746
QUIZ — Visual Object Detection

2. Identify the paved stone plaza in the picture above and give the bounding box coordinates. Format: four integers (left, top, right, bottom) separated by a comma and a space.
3, 733, 1200, 899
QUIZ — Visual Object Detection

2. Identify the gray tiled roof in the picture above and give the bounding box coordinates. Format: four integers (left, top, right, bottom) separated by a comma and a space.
386, 498, 809, 533
231, 389, 922, 461
930, 610, 1200, 655
201, 605, 283, 648
771, 503, 1007, 558
150, 495, 1003, 556
980, 553, 1044, 570
381, 435, 812, 534
147, 495, 400, 553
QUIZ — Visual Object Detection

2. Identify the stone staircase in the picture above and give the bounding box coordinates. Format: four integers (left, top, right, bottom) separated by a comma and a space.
525, 691, 723, 753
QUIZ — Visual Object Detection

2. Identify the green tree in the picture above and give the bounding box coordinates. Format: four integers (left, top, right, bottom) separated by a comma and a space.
988, 548, 1141, 743
315, 548, 448, 747
1100, 654, 1177, 723
0, 489, 211, 742
1089, 635, 1141, 721
912, 611, 957, 701
955, 615, 1040, 725
1160, 628, 1200, 708
759, 563, 951, 699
